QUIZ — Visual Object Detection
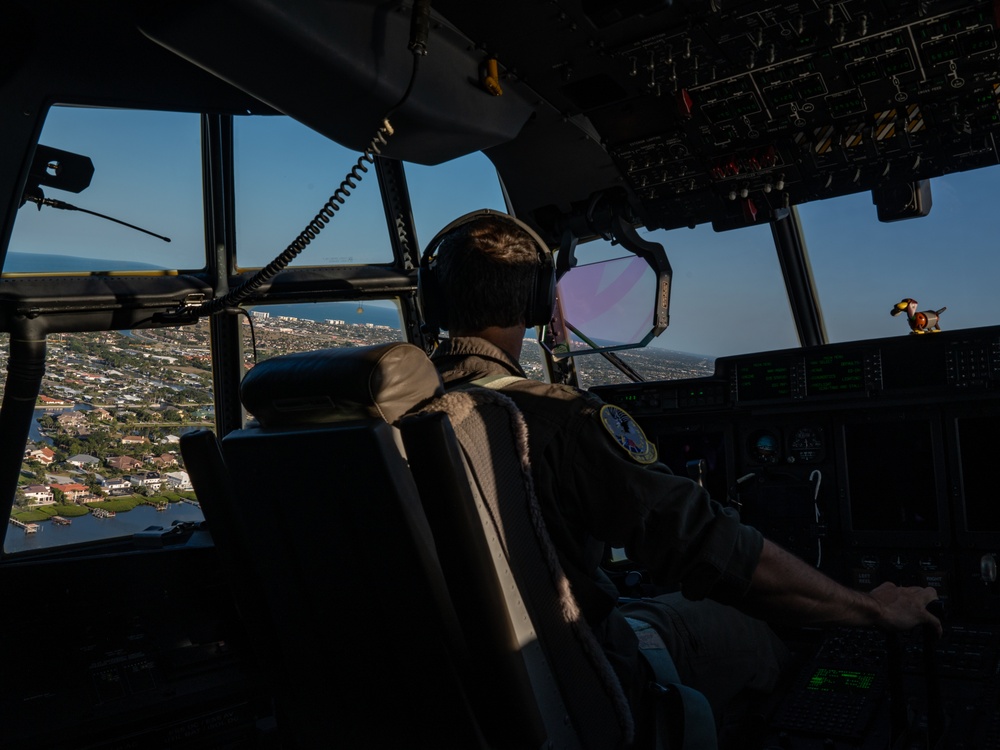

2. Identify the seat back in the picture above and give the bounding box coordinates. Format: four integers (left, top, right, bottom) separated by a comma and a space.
400, 386, 635, 749
182, 343, 491, 748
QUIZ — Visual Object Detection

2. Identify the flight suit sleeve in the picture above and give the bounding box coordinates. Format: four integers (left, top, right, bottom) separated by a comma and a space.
563, 398, 763, 605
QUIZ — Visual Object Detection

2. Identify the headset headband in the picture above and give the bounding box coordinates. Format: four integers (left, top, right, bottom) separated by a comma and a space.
421, 208, 550, 263
418, 209, 556, 335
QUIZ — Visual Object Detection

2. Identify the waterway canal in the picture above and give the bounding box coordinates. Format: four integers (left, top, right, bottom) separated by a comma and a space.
5, 501, 205, 554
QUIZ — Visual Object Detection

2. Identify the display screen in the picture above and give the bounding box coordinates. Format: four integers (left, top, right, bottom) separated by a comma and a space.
956, 415, 1000, 533
805, 352, 867, 395
736, 359, 797, 401
806, 668, 876, 692
843, 420, 941, 533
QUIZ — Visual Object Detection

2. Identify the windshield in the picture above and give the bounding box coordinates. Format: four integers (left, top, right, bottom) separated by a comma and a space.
571, 164, 1000, 389
5, 106, 204, 273
801, 168, 1000, 342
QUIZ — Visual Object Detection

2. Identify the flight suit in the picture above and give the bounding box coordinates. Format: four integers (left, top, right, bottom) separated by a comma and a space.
432, 336, 787, 720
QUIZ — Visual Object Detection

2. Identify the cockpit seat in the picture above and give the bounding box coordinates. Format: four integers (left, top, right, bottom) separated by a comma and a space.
182, 342, 493, 748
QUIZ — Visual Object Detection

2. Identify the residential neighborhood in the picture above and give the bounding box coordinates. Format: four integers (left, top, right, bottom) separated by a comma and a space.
2, 313, 407, 546
4, 309, 713, 549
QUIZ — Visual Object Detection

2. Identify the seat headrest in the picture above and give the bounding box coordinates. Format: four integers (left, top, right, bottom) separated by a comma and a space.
240, 342, 444, 427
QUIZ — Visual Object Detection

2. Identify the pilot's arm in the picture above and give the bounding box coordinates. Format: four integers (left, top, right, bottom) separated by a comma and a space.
566, 396, 942, 636
744, 539, 943, 635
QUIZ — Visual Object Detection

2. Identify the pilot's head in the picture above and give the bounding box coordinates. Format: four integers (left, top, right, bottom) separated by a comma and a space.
419, 210, 553, 336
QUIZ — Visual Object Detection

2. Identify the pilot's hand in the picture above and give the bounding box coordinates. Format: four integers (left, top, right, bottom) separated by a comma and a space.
868, 581, 942, 637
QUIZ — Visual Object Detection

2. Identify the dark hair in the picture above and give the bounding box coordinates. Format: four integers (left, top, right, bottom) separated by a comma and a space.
434, 215, 540, 333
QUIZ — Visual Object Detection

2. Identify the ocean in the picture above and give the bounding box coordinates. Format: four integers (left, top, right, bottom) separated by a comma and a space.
258, 301, 402, 329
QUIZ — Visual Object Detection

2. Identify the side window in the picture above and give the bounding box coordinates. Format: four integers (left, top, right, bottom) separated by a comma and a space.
5, 106, 205, 273
241, 301, 405, 366
233, 116, 392, 268
5, 327, 211, 555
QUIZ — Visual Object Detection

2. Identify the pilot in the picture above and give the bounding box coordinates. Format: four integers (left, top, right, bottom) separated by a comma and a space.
419, 210, 941, 729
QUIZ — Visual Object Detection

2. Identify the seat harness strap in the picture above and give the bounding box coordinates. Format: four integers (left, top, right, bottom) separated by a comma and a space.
625, 616, 718, 750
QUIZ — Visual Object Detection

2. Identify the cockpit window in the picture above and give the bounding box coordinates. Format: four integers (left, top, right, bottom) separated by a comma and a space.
4, 328, 209, 556
570, 224, 798, 388
233, 116, 392, 268
405, 152, 507, 246
241, 301, 404, 366
800, 167, 1000, 343
5, 106, 205, 274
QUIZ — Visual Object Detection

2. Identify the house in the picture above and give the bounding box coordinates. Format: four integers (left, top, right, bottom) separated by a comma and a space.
106, 456, 144, 472
37, 394, 73, 407
89, 408, 113, 421
121, 435, 150, 446
67, 454, 100, 469
149, 453, 178, 469
164, 471, 192, 491
99, 477, 132, 495
24, 446, 55, 465
52, 483, 89, 502
22, 485, 54, 505
128, 472, 164, 492
56, 411, 88, 430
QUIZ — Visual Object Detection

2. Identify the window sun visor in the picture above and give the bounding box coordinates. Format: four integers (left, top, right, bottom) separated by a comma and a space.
543, 218, 671, 359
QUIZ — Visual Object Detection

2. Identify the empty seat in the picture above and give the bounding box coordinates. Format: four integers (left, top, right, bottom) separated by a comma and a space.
183, 343, 492, 748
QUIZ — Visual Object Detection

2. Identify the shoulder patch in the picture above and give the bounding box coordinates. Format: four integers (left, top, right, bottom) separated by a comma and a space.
598, 404, 658, 464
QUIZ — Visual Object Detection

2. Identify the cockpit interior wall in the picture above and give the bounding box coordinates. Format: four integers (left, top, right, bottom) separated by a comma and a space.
139, 0, 537, 165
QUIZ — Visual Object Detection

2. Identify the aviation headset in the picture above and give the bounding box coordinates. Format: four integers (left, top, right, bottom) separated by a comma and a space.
418, 208, 556, 336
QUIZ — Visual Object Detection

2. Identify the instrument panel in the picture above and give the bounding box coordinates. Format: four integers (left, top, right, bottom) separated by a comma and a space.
595, 324, 1000, 747
603, 0, 1000, 230
436, 0, 1000, 236
591, 325, 1000, 620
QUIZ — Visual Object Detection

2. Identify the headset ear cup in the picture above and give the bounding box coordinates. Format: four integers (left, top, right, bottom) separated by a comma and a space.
527, 258, 556, 327
417, 264, 447, 335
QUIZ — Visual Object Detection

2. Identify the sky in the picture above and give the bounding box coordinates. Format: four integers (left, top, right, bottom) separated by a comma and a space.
6, 105, 1000, 359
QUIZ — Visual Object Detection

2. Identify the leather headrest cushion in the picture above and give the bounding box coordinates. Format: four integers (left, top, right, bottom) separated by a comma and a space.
240, 342, 444, 427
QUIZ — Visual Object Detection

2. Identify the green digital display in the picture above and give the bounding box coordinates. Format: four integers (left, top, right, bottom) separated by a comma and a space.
882, 50, 915, 75
962, 27, 996, 55
806, 668, 875, 692
805, 352, 866, 395
827, 91, 865, 117
848, 60, 881, 85
736, 360, 794, 401
798, 74, 827, 99
924, 39, 959, 66
767, 84, 798, 106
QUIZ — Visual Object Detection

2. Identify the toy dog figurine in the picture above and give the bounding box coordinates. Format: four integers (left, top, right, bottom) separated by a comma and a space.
890, 298, 946, 334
